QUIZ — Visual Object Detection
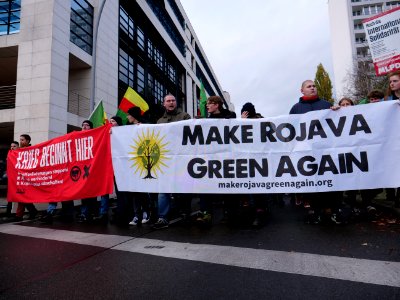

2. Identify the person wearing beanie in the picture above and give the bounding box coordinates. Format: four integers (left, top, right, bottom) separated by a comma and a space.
82, 120, 93, 130
127, 106, 146, 124
77, 120, 97, 223
241, 102, 263, 119
110, 116, 123, 127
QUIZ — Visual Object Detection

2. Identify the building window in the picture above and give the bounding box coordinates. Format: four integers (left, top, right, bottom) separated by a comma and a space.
167, 62, 176, 83
154, 46, 164, 70
70, 0, 93, 54
119, 48, 134, 87
120, 6, 134, 40
137, 63, 145, 94
154, 79, 164, 104
137, 26, 145, 51
0, 0, 20, 36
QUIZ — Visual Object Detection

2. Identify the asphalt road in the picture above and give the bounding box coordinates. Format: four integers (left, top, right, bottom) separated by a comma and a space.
0, 199, 399, 299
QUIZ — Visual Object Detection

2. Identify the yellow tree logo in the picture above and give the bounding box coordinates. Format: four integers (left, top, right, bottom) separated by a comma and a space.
129, 128, 169, 179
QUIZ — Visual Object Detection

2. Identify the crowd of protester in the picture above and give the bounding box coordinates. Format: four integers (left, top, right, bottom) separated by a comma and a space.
3, 70, 400, 229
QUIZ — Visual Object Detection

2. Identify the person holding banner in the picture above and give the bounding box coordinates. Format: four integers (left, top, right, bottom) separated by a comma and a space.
152, 94, 191, 230
125, 107, 152, 226
14, 134, 38, 221
385, 70, 400, 208
77, 120, 98, 223
196, 96, 236, 226
289, 80, 340, 224
5, 141, 19, 218
386, 70, 400, 101
94, 115, 123, 225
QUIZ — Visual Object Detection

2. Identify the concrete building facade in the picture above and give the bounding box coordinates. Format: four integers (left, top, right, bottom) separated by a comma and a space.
0, 0, 231, 161
328, 0, 400, 98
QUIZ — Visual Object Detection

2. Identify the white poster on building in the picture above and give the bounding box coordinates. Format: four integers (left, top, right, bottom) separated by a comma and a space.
111, 101, 400, 194
363, 7, 400, 76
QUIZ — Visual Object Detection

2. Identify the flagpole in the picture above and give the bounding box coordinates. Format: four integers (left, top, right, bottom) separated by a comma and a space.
90, 0, 107, 112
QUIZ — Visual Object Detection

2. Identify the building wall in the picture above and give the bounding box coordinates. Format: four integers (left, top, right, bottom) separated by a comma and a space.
329, 0, 399, 99
329, 0, 354, 99
0, 0, 230, 149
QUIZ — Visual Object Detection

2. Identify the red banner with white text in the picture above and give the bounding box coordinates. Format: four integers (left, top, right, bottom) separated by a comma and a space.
7, 125, 114, 203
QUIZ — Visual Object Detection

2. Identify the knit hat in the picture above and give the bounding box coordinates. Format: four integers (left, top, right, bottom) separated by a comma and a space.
82, 120, 93, 129
127, 106, 142, 120
241, 102, 256, 117
110, 116, 123, 126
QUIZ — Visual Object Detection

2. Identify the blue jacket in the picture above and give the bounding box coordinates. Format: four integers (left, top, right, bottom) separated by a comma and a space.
289, 97, 331, 115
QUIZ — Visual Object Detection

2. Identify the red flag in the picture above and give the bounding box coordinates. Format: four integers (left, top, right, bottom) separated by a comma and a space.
7, 124, 114, 203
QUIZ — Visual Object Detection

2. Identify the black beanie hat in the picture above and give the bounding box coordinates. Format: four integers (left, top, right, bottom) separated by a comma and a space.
241, 102, 256, 117
110, 116, 123, 126
82, 120, 93, 129
127, 106, 142, 120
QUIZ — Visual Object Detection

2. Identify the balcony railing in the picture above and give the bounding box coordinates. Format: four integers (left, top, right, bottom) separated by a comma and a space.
0, 85, 16, 109
68, 91, 90, 117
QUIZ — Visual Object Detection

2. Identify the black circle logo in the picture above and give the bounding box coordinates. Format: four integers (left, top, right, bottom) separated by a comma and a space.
70, 166, 81, 182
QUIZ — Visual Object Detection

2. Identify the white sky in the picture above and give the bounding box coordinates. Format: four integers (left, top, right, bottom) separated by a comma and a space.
180, 0, 334, 118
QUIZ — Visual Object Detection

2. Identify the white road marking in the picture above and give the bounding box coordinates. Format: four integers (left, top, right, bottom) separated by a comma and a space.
0, 224, 399, 287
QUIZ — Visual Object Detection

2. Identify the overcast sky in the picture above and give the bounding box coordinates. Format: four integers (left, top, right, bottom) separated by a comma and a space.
180, 0, 334, 118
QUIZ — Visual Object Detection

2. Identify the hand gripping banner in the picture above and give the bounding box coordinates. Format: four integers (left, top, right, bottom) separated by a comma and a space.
7, 124, 114, 203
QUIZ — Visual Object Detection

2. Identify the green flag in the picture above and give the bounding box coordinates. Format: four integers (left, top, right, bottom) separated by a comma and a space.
115, 108, 128, 125
89, 100, 108, 128
199, 81, 207, 117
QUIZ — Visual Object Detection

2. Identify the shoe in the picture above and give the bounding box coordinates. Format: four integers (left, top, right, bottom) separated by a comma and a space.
93, 214, 108, 224
77, 214, 87, 223
12, 216, 23, 222
152, 218, 169, 229
304, 210, 320, 225
196, 212, 212, 225
331, 213, 341, 225
142, 212, 150, 224
39, 214, 53, 224
129, 216, 139, 226
28, 210, 38, 220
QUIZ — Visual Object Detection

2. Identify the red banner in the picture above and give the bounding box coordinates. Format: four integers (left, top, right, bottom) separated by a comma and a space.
7, 125, 114, 203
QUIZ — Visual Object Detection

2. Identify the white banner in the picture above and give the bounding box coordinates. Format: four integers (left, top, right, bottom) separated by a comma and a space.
111, 101, 400, 194
363, 7, 400, 76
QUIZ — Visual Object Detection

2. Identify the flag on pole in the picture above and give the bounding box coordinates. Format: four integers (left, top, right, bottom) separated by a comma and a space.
199, 81, 207, 117
116, 87, 149, 124
89, 100, 108, 128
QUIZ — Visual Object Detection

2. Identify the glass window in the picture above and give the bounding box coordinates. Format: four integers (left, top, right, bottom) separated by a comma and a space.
0, 0, 20, 36
137, 26, 145, 51
70, 0, 93, 54
119, 49, 134, 87
119, 7, 134, 40
137, 64, 145, 93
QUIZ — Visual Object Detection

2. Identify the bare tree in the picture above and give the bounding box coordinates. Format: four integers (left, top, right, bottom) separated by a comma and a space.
343, 61, 388, 103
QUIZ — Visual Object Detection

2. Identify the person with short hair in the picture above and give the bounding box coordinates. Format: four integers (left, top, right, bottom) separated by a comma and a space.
289, 80, 331, 114
15, 134, 38, 221
152, 94, 191, 229
385, 70, 400, 208
338, 97, 354, 107
290, 80, 340, 224
195, 96, 236, 226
